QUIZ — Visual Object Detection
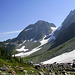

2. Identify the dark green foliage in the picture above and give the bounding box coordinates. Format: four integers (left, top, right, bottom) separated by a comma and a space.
0, 45, 24, 64
0, 42, 15, 53
6, 44, 15, 53
0, 47, 11, 60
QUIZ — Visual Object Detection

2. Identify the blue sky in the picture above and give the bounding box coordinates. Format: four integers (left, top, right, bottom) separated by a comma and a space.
0, 0, 75, 41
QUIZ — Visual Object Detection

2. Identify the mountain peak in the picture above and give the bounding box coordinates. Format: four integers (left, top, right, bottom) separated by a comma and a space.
37, 20, 45, 22
10, 20, 56, 43
35, 20, 46, 25
68, 9, 75, 17
62, 10, 75, 28
62, 9, 75, 27
70, 9, 75, 13
35, 20, 46, 23
35, 20, 56, 27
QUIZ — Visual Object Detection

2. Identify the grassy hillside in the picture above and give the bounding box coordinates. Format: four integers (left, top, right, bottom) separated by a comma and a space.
0, 58, 39, 75
0, 45, 39, 75
23, 37, 75, 63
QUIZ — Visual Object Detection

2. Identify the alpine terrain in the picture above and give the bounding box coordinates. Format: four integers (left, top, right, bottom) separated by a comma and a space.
21, 10, 75, 64
0, 10, 75, 75
6, 20, 57, 57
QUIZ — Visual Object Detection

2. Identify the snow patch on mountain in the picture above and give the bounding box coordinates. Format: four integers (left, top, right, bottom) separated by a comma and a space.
19, 40, 26, 47
48, 29, 56, 42
14, 46, 41, 57
42, 49, 75, 64
48, 32, 56, 42
48, 26, 63, 42
40, 35, 49, 46
25, 28, 33, 31
34, 40, 38, 42
51, 27, 57, 31
19, 44, 22, 47
30, 38, 34, 41
14, 35, 49, 57
14, 26, 58, 57
23, 40, 26, 43
16, 46, 28, 52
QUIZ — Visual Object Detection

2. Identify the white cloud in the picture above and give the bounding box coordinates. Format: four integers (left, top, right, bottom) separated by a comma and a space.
0, 30, 22, 41
0, 30, 22, 35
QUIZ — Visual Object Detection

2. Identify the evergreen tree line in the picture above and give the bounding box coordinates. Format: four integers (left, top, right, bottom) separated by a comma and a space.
0, 46, 24, 64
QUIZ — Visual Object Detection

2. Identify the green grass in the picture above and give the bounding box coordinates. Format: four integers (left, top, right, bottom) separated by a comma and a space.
0, 58, 39, 75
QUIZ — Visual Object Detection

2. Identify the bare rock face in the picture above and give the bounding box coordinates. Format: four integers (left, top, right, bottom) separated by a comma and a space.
10, 20, 56, 43
50, 9, 75, 49
62, 9, 75, 28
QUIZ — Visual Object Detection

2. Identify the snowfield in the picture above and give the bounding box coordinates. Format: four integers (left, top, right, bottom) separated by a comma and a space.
14, 35, 49, 57
14, 46, 41, 57
42, 50, 75, 64
30, 38, 34, 41
48, 32, 56, 41
51, 27, 57, 31
48, 27, 57, 42
16, 46, 28, 52
48, 25, 64, 42
40, 35, 49, 46
18, 40, 26, 47
26, 28, 33, 31
13, 27, 58, 57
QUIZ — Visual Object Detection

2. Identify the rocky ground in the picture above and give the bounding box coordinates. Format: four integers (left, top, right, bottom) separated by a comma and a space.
0, 61, 75, 75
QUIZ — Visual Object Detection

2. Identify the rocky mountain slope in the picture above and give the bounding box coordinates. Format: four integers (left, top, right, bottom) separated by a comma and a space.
1, 9, 75, 75
49, 9, 75, 49
22, 10, 75, 64
6, 20, 57, 57
11, 20, 56, 43
50, 22, 75, 49
4, 10, 75, 64
23, 37, 75, 63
